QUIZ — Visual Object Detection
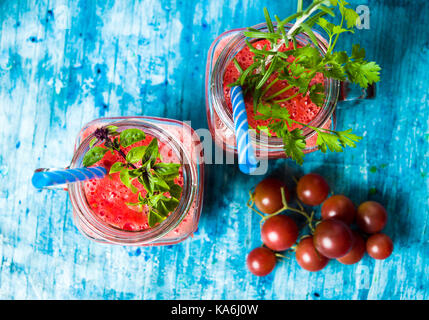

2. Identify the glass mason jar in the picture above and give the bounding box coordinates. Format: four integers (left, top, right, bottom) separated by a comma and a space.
68, 116, 204, 246
205, 23, 375, 158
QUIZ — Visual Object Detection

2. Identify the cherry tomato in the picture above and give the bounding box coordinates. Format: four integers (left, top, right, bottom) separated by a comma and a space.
356, 201, 387, 234
321, 195, 356, 225
337, 231, 366, 265
313, 219, 353, 258
253, 178, 290, 214
261, 215, 299, 251
296, 173, 329, 206
366, 233, 393, 260
246, 247, 277, 276
295, 236, 329, 272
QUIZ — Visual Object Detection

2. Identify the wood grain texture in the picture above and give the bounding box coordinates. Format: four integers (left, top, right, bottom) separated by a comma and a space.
0, 0, 428, 299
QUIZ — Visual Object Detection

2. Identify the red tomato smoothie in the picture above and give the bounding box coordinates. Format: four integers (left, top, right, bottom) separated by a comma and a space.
83, 135, 183, 232
223, 39, 330, 147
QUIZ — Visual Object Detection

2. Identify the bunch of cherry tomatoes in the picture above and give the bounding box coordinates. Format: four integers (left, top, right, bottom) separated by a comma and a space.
246, 173, 393, 276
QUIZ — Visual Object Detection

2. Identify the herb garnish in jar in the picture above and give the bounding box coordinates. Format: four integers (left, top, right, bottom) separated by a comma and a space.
227, 1, 381, 164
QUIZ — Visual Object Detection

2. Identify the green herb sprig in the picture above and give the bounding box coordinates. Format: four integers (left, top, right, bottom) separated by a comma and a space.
229, 0, 380, 164
83, 126, 182, 227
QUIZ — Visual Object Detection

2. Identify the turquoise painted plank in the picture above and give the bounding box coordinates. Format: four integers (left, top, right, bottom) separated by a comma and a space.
0, 0, 428, 299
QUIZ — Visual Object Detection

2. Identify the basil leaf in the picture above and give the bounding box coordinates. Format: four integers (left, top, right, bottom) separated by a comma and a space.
125, 201, 141, 207
139, 172, 154, 194
141, 138, 159, 166
164, 197, 179, 212
169, 184, 182, 199
148, 209, 165, 228
109, 162, 125, 174
148, 193, 164, 207
120, 169, 138, 193
128, 168, 142, 179
126, 146, 147, 163
155, 201, 170, 217
152, 176, 170, 192
161, 173, 180, 182
120, 129, 146, 148
82, 147, 108, 167
153, 163, 180, 176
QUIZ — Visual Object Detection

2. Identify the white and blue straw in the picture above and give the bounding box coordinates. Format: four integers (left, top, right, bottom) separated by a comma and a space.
32, 167, 107, 189
230, 86, 259, 174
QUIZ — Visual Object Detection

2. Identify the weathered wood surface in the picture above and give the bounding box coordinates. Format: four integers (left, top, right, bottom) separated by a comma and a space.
0, 0, 428, 299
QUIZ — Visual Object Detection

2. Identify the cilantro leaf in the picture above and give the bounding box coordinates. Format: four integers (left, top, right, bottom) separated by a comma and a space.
344, 8, 360, 28
316, 128, 362, 153
345, 60, 381, 88
309, 83, 325, 107
351, 44, 366, 60
282, 129, 306, 165
337, 128, 363, 147
255, 103, 293, 126
316, 131, 344, 153
256, 125, 272, 137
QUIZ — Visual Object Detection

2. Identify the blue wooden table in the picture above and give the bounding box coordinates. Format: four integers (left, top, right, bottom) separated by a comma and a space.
0, 0, 428, 300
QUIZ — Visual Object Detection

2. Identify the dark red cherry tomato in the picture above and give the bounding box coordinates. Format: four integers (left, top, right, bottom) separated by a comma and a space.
313, 219, 353, 259
253, 178, 290, 214
295, 236, 329, 272
246, 247, 276, 276
321, 195, 356, 225
356, 201, 387, 234
337, 231, 366, 265
261, 215, 299, 251
366, 233, 393, 260
296, 173, 329, 206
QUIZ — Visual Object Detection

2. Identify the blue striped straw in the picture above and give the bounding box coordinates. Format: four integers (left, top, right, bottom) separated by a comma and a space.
230, 86, 259, 174
32, 167, 107, 189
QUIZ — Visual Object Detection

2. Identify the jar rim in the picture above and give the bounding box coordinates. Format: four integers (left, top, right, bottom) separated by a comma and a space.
68, 117, 198, 245
209, 22, 340, 151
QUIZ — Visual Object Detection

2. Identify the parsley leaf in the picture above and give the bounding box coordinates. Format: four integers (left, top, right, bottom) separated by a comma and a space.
282, 129, 306, 165
345, 60, 381, 88
316, 128, 362, 153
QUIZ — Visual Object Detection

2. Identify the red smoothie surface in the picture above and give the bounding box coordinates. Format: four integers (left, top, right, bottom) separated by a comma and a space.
83, 135, 183, 232
223, 40, 325, 136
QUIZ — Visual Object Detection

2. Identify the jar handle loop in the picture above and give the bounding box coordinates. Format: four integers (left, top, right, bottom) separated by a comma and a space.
339, 81, 376, 102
